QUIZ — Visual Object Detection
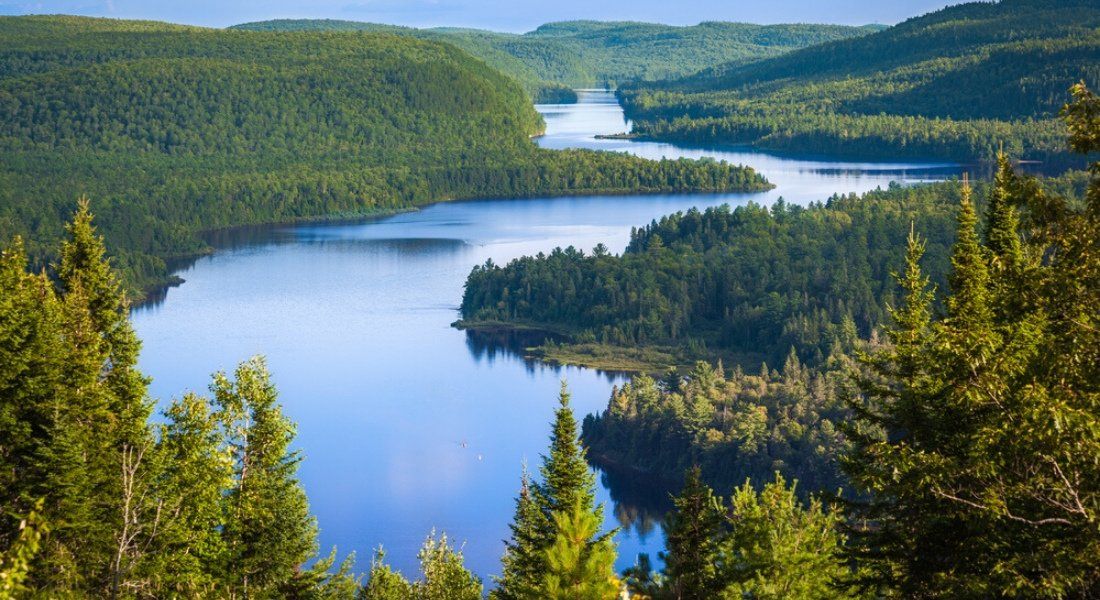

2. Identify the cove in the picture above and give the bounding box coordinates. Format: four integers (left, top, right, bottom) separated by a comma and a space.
131, 89, 962, 580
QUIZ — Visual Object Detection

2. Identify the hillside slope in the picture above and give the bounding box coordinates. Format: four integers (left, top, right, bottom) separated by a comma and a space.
0, 16, 770, 294
619, 0, 1099, 165
231, 19, 882, 102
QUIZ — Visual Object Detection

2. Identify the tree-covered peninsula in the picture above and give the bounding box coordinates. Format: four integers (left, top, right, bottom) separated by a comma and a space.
0, 16, 770, 296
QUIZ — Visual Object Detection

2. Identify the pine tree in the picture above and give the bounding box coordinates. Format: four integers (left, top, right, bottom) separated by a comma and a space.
536, 382, 598, 520
539, 501, 619, 600
54, 199, 156, 596
56, 197, 150, 440
215, 357, 318, 597
720, 474, 851, 599
661, 466, 724, 600
491, 466, 545, 600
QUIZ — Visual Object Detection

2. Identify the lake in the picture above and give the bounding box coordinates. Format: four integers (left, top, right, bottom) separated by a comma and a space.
132, 89, 961, 580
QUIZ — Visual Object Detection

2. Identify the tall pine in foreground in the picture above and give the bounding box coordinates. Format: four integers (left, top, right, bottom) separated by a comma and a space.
845, 84, 1100, 597
495, 382, 619, 599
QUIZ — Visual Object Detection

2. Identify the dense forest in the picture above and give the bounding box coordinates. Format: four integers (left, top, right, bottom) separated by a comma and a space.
4, 85, 1097, 599
619, 0, 1100, 165
0, 16, 770, 296
582, 356, 853, 496
461, 180, 969, 370
231, 19, 881, 102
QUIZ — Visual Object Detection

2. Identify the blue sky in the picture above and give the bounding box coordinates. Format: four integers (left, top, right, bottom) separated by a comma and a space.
0, 0, 962, 31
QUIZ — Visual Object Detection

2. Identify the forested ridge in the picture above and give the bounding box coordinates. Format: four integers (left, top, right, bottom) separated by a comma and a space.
0, 16, 770, 296
619, 0, 1100, 165
231, 19, 881, 102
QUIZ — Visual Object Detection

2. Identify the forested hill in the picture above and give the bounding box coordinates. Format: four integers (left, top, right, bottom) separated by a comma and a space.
619, 0, 1100, 165
231, 19, 882, 102
0, 16, 770, 296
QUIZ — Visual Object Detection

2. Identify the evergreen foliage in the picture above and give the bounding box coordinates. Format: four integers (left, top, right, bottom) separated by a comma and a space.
660, 466, 724, 599
582, 358, 853, 498
0, 207, 352, 597
495, 383, 617, 600
539, 501, 620, 600
491, 468, 543, 600
627, 472, 851, 600
843, 85, 1100, 596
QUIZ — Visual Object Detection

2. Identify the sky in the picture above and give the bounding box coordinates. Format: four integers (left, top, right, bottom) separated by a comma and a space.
0, 0, 963, 31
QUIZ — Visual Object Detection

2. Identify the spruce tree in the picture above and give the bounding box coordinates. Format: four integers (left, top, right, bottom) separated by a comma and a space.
215, 357, 318, 597
491, 466, 545, 600
536, 382, 598, 520
845, 87, 1100, 596
54, 199, 156, 596
57, 198, 150, 439
661, 466, 724, 600
984, 152, 1023, 271
147, 393, 234, 595
0, 239, 67, 538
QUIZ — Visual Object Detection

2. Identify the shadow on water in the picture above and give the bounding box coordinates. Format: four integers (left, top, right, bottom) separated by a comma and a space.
594, 462, 676, 542
463, 328, 629, 383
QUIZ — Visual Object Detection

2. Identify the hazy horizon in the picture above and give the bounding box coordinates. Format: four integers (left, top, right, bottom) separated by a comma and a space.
0, 0, 962, 32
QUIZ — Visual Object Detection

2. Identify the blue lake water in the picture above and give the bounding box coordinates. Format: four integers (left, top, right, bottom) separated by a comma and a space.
132, 89, 962, 581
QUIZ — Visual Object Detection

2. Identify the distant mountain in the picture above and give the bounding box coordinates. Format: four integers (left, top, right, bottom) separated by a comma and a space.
231, 19, 883, 102
619, 0, 1100, 165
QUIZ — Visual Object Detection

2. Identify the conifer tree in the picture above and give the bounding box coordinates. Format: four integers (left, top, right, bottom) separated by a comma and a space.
53, 199, 157, 596
539, 501, 619, 600
215, 357, 317, 597
491, 466, 545, 600
536, 382, 598, 520
845, 84, 1100, 596
661, 466, 724, 600
984, 152, 1023, 271
719, 475, 850, 599
146, 393, 234, 595
0, 239, 67, 539
56, 198, 150, 439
